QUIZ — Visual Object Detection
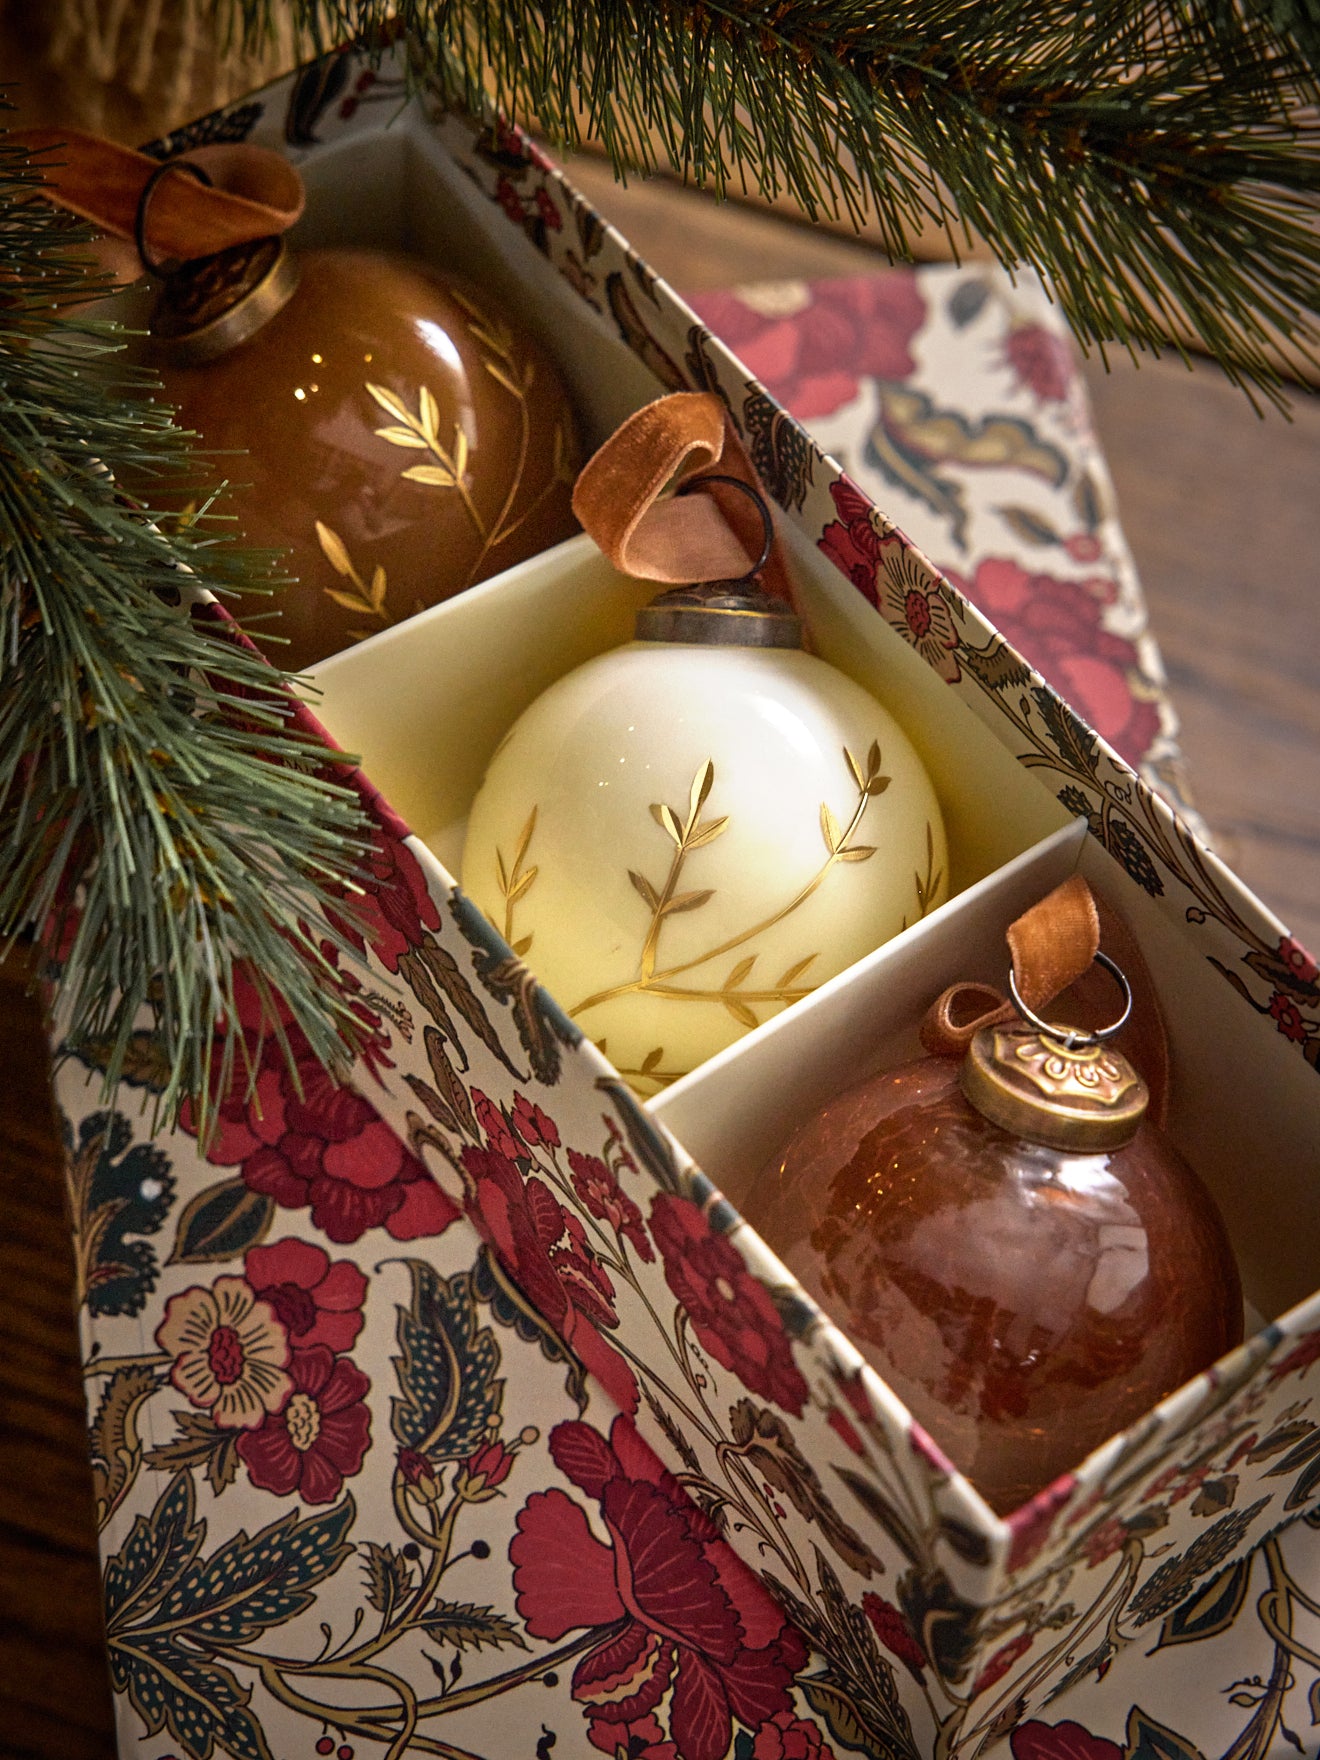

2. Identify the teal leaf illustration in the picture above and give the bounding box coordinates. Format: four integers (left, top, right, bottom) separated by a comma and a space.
106, 1476, 354, 1760
1152, 1555, 1251, 1651
103, 1471, 202, 1626
390, 1260, 504, 1459
114, 1641, 272, 1760
1125, 1705, 1210, 1760
169, 1176, 273, 1266
64, 1110, 175, 1318
154, 1496, 356, 1642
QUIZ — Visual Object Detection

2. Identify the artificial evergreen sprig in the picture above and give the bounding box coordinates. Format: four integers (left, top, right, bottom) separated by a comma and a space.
0, 133, 374, 1130
223, 0, 1320, 398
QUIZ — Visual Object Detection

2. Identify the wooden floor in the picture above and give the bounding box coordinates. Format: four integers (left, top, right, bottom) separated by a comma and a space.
1, 159, 1317, 1760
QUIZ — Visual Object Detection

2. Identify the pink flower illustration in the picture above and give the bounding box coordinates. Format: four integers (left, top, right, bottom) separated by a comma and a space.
690, 275, 926, 418
243, 1238, 367, 1354
569, 1147, 653, 1261
512, 1415, 807, 1760
943, 556, 1162, 766
1003, 322, 1074, 403
1269, 990, 1308, 1043
1279, 936, 1318, 986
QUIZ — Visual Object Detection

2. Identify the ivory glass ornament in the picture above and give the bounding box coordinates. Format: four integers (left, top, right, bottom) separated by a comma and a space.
740, 966, 1243, 1514
461, 577, 948, 1094
149, 243, 580, 669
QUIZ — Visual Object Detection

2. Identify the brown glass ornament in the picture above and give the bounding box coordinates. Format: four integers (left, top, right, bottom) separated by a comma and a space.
149, 244, 581, 669
741, 1036, 1243, 1515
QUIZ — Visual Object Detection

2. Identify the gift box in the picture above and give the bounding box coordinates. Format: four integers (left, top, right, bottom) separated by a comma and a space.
48, 42, 1320, 1760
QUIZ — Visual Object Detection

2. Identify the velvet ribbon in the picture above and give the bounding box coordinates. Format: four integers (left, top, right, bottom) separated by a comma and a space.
921, 873, 1170, 1123
12, 126, 303, 282
571, 391, 797, 605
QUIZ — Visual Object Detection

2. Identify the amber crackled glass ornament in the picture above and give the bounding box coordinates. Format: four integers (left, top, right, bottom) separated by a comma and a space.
740, 877, 1243, 1514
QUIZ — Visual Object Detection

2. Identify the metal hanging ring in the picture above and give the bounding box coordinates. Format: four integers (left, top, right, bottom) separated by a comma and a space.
676, 472, 774, 579
134, 158, 214, 280
1008, 949, 1133, 1050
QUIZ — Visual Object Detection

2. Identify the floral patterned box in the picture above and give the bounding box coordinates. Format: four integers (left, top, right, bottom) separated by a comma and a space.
50, 43, 1320, 1760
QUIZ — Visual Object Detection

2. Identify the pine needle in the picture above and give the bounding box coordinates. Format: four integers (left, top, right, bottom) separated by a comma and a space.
0, 132, 375, 1133
222, 0, 1320, 399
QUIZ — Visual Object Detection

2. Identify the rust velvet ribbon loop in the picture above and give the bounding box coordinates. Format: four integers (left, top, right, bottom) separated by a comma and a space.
571, 391, 795, 603
921, 874, 1170, 1122
13, 126, 304, 281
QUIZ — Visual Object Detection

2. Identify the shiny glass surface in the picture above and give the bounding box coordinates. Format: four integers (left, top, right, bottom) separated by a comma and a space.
157, 247, 580, 669
741, 1054, 1243, 1513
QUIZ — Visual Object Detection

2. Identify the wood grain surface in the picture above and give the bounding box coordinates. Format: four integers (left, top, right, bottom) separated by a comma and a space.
1, 156, 1316, 1760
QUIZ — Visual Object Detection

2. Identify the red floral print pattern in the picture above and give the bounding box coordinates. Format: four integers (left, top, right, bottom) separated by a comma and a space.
818, 476, 892, 606
751, 1709, 836, 1759
861, 1593, 926, 1681
190, 969, 458, 1247
155, 1276, 291, 1430
1010, 1719, 1123, 1760
236, 1345, 372, 1505
690, 275, 926, 419
649, 1194, 809, 1417
512, 1093, 560, 1149
1268, 1326, 1320, 1383
972, 1631, 1034, 1695
244, 1238, 368, 1354
1279, 936, 1318, 986
1005, 1473, 1078, 1573
1269, 991, 1307, 1043
569, 1148, 654, 1262
511, 1415, 808, 1760
943, 557, 1162, 766
461, 1145, 639, 1413
1003, 322, 1075, 404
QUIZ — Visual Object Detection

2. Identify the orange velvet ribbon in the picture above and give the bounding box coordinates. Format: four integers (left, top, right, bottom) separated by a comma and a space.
921, 874, 1170, 1124
12, 126, 303, 282
571, 391, 797, 606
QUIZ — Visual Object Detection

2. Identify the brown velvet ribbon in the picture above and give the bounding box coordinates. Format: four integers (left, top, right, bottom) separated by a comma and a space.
571, 391, 797, 605
12, 126, 303, 282
921, 874, 1170, 1125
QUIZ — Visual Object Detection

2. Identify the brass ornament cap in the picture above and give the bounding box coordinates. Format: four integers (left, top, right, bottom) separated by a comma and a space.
961, 1024, 1149, 1151
634, 581, 803, 648
146, 236, 300, 366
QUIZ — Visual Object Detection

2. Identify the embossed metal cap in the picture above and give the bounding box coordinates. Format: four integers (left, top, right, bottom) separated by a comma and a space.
146, 236, 300, 366
961, 1025, 1149, 1151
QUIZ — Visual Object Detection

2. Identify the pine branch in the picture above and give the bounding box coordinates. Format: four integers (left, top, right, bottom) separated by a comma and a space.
0, 134, 375, 1130
220, 0, 1320, 397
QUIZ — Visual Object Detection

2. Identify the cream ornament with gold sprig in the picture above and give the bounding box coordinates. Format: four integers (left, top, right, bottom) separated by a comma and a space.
461, 394, 948, 1094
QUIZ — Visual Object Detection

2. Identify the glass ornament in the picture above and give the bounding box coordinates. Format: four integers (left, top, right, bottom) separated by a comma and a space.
739, 959, 1243, 1513
146, 239, 580, 669
461, 485, 948, 1094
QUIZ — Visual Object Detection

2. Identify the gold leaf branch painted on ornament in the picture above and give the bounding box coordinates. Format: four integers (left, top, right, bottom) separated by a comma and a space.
567, 743, 890, 1030
492, 807, 538, 958
315, 519, 393, 638
357, 288, 574, 602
